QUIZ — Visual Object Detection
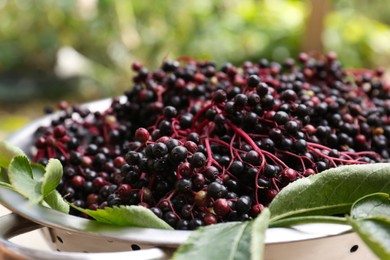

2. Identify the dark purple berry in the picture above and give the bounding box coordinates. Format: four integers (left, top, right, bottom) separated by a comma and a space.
207, 182, 228, 199
190, 152, 207, 168
235, 195, 252, 214
246, 75, 261, 88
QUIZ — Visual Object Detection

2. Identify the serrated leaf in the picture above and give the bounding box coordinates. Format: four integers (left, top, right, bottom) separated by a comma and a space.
31, 163, 45, 181
251, 208, 270, 260
173, 209, 270, 260
173, 222, 251, 260
269, 163, 390, 221
0, 141, 25, 168
41, 159, 63, 197
73, 205, 173, 229
8, 155, 42, 203
44, 190, 70, 214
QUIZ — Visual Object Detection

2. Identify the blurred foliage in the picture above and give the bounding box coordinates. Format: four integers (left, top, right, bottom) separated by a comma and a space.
325, 0, 390, 69
0, 0, 390, 106
0, 0, 308, 102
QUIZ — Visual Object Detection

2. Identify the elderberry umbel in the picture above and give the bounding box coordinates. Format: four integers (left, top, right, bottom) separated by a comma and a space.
32, 53, 390, 229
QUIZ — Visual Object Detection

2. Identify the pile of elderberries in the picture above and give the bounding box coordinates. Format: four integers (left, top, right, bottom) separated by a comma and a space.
32, 52, 390, 229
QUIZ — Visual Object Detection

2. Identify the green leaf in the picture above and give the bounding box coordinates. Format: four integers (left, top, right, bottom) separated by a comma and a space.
0, 181, 13, 190
31, 163, 45, 181
0, 167, 9, 183
347, 217, 390, 259
270, 215, 347, 228
73, 205, 173, 229
251, 208, 270, 260
173, 209, 270, 260
350, 192, 390, 219
235, 222, 254, 260
347, 192, 390, 258
269, 163, 390, 221
173, 222, 252, 260
8, 155, 42, 203
41, 159, 63, 197
44, 190, 70, 214
0, 141, 25, 168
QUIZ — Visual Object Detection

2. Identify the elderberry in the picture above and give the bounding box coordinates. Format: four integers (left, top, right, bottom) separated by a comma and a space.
190, 152, 207, 168
31, 52, 390, 230
207, 182, 228, 199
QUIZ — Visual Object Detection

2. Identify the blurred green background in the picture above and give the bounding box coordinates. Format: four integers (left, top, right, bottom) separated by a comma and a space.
1, 0, 390, 139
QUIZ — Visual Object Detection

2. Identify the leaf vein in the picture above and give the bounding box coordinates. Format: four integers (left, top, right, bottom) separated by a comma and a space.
227, 223, 249, 260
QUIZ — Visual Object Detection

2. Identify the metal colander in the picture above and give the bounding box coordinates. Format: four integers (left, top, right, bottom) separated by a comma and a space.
0, 189, 377, 260
0, 99, 377, 259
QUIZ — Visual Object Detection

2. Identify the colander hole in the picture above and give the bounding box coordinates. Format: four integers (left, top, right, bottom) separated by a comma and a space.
57, 236, 64, 243
131, 244, 141, 251
350, 245, 359, 253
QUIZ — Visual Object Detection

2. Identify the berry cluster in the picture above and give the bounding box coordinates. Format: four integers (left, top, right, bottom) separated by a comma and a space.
32, 53, 390, 229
